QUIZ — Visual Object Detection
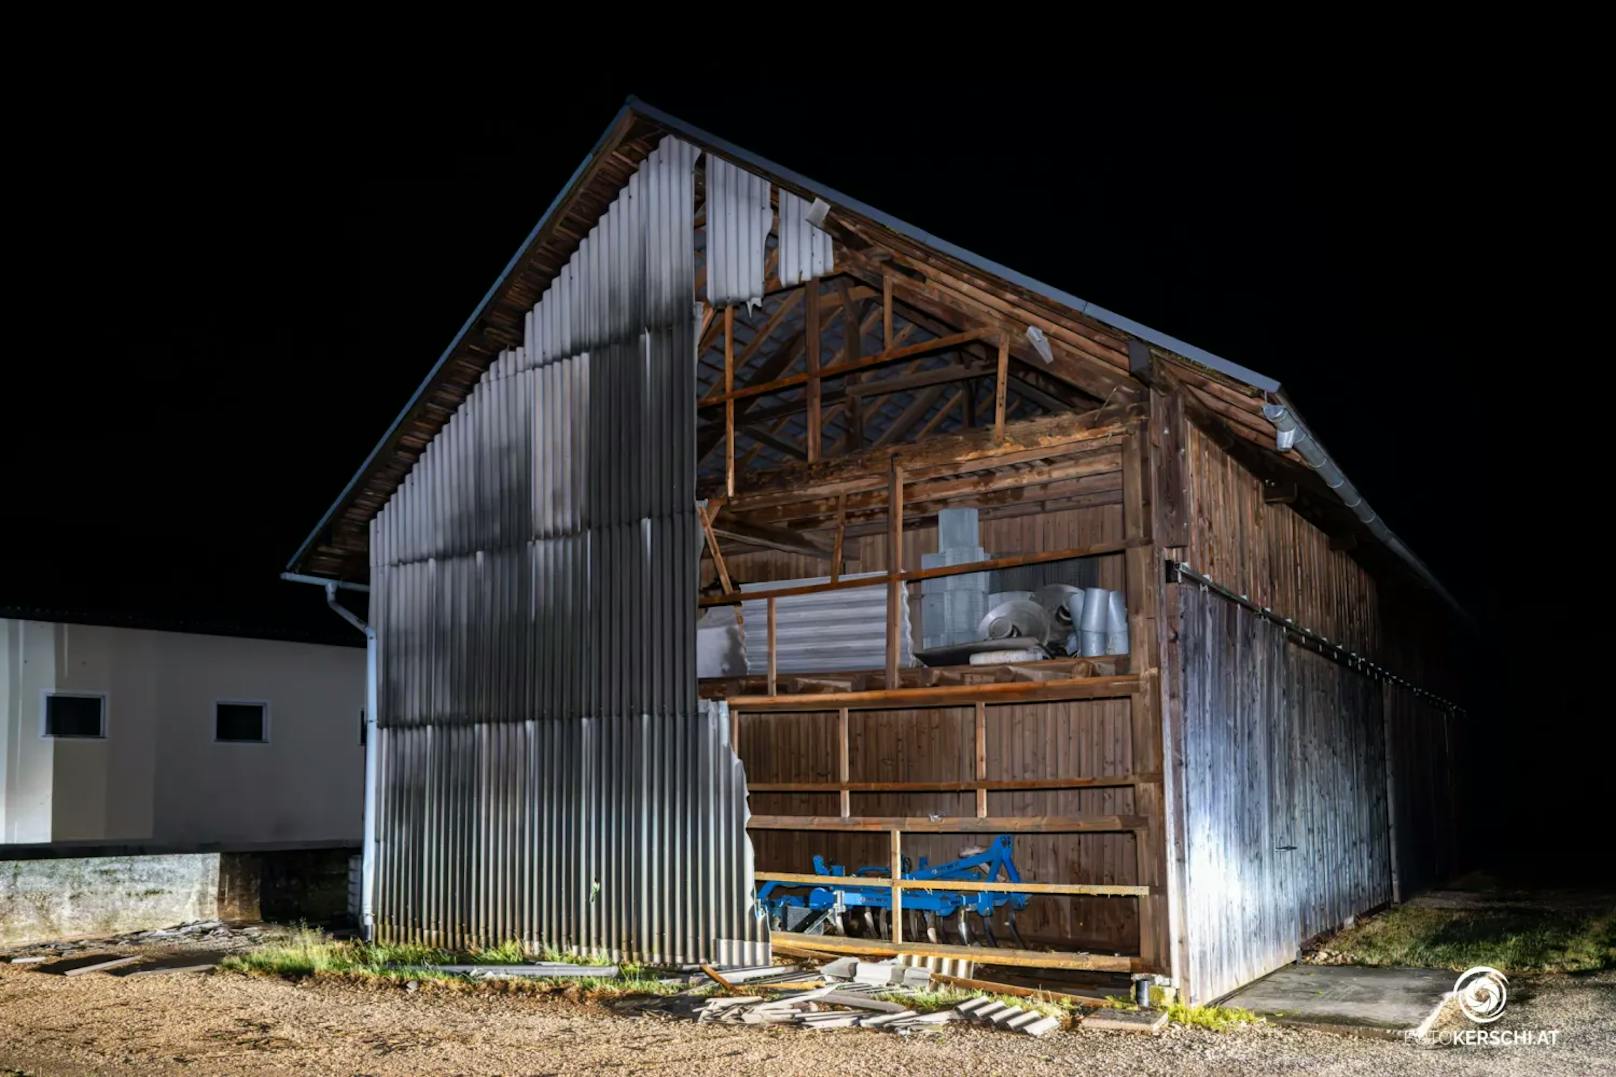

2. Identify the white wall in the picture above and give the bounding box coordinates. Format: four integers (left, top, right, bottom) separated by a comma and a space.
0, 619, 364, 846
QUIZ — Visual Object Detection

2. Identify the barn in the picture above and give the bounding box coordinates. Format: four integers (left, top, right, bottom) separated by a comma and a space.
287, 99, 1468, 1003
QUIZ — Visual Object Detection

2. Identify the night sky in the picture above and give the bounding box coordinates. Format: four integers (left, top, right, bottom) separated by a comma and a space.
5, 78, 1600, 868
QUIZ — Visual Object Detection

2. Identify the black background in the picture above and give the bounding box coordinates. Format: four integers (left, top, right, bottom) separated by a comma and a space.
5, 76, 1602, 876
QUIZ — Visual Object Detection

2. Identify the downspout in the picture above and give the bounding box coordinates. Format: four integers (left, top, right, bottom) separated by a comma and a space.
1260, 400, 1468, 619
280, 572, 378, 941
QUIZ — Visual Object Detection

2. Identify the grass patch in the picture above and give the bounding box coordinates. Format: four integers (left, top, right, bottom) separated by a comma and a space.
879, 987, 1073, 1020
1308, 902, 1616, 974
1163, 1000, 1260, 1031
220, 928, 675, 996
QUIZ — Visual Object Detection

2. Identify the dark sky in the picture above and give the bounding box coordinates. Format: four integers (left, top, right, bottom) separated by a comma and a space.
4, 77, 1600, 853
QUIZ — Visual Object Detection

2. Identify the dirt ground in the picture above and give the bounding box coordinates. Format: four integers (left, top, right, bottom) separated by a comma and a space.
2, 948, 1613, 1077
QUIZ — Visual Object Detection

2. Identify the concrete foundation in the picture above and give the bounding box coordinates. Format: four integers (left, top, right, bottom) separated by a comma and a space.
1, 845, 357, 947
1221, 963, 1454, 1035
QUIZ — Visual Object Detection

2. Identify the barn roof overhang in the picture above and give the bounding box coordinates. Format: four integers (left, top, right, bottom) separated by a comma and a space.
287, 98, 1463, 620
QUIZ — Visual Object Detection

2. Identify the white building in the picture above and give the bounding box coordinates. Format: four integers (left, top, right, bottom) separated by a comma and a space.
1, 617, 364, 846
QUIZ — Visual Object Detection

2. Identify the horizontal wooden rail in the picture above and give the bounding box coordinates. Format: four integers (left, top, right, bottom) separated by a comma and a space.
746, 814, 1145, 833
747, 774, 1157, 794
699, 539, 1132, 607
729, 673, 1140, 712
771, 931, 1139, 972
754, 870, 1149, 897
701, 328, 998, 406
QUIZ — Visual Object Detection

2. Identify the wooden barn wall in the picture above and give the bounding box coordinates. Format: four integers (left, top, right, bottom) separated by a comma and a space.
739, 700, 1138, 950
1178, 584, 1392, 1004
720, 503, 1141, 953
1182, 422, 1378, 656
1383, 685, 1462, 899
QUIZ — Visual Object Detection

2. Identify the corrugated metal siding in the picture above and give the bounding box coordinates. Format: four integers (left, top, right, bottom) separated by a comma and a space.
777, 190, 834, 286
1177, 584, 1391, 1003
368, 135, 768, 965
704, 155, 770, 309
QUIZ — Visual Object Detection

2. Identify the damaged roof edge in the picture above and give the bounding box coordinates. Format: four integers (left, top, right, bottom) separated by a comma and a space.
625, 98, 1283, 395
289, 97, 1465, 625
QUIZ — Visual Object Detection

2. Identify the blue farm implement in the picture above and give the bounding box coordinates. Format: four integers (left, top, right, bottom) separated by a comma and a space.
758, 834, 1031, 947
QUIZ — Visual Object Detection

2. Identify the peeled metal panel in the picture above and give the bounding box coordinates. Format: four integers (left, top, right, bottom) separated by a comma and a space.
704, 155, 771, 309
368, 136, 767, 964
777, 189, 834, 286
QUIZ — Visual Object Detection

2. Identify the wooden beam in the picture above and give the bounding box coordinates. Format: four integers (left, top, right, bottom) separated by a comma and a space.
754, 871, 1150, 898
719, 405, 1137, 510
872, 385, 946, 448
842, 279, 864, 449
697, 501, 734, 594
706, 329, 996, 406
747, 814, 1146, 833
748, 773, 1158, 794
837, 707, 850, 818
830, 495, 847, 581
724, 306, 735, 497
994, 333, 1010, 440
805, 282, 821, 463
770, 932, 1141, 973
710, 515, 830, 559
701, 539, 1132, 607
728, 673, 1140, 712
882, 271, 893, 350
974, 701, 988, 818
890, 830, 903, 944
766, 596, 778, 696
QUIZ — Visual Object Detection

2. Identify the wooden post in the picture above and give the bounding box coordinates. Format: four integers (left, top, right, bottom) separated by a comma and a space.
882, 272, 893, 350
1121, 419, 1166, 974
974, 701, 988, 818
890, 829, 903, 944
731, 706, 740, 752
830, 494, 847, 583
805, 283, 821, 463
842, 281, 863, 450
838, 707, 851, 819
885, 458, 904, 689
767, 595, 778, 697
697, 500, 734, 594
724, 306, 736, 496
993, 333, 1010, 441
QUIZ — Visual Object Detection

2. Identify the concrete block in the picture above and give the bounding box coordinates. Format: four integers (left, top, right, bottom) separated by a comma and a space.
1020, 1015, 1063, 1037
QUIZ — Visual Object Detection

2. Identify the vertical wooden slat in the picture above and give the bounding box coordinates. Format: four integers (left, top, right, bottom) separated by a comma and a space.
830, 494, 847, 583
974, 701, 988, 818
766, 596, 777, 697
890, 828, 903, 944
838, 707, 851, 819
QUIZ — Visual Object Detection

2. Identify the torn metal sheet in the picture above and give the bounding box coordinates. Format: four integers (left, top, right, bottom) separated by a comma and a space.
777, 190, 834, 286
705, 155, 771, 309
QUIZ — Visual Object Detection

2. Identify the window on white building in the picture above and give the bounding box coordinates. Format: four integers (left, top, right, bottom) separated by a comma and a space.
43, 693, 106, 738
215, 701, 269, 743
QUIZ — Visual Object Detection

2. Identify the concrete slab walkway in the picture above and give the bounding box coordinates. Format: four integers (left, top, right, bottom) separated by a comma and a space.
1222, 964, 1453, 1036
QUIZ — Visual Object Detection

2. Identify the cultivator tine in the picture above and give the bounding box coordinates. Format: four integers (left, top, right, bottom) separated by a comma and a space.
862, 908, 878, 938
923, 912, 940, 943
979, 911, 999, 949
1009, 911, 1028, 950
957, 912, 970, 946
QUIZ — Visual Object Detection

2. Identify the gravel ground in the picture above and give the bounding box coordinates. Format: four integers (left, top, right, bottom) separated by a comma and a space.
0, 944, 1611, 1075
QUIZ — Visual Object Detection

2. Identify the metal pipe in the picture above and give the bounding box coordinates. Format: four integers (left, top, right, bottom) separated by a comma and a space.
281, 572, 379, 939
1261, 401, 1467, 619
280, 571, 370, 594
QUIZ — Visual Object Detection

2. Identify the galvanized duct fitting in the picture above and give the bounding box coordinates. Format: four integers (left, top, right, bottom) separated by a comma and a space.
776, 189, 835, 286
1261, 402, 1465, 618
705, 155, 771, 309
368, 135, 767, 965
